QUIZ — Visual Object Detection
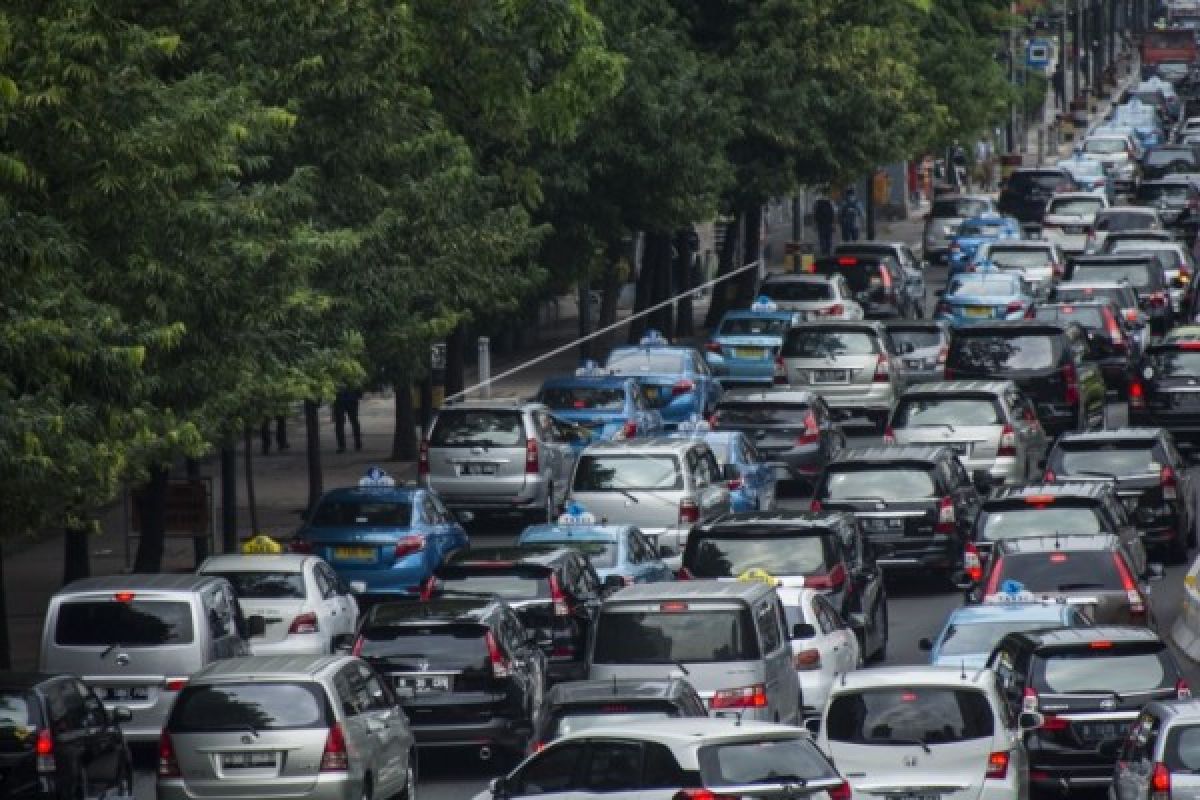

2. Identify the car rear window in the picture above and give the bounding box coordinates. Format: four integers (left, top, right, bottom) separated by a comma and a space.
606, 351, 687, 374
1165, 725, 1200, 771
1145, 150, 1196, 167
938, 619, 1066, 658
1010, 172, 1066, 190
978, 506, 1104, 540
0, 691, 40, 753
987, 248, 1053, 268
435, 567, 550, 601
1033, 306, 1106, 330
959, 222, 1005, 237
698, 737, 837, 789
759, 281, 834, 303
826, 688, 995, 745
888, 328, 944, 350
169, 682, 327, 731
947, 278, 1018, 297
539, 386, 625, 412
948, 333, 1060, 372
1084, 138, 1127, 154
1096, 212, 1158, 231
714, 402, 810, 427
551, 703, 679, 738
1116, 247, 1183, 269
572, 454, 683, 491
893, 396, 1002, 427
993, 550, 1124, 592
521, 539, 617, 568
932, 199, 988, 218
55, 600, 194, 647
718, 316, 794, 335
1052, 285, 1133, 308
212, 571, 306, 600
356, 623, 490, 668
1136, 184, 1191, 203
685, 534, 833, 578
822, 467, 937, 501
783, 330, 879, 358
310, 499, 412, 527
592, 607, 760, 664
813, 261, 882, 293
1150, 347, 1200, 376
1048, 197, 1105, 216
1070, 261, 1156, 289
429, 409, 526, 448
1034, 645, 1172, 694
1053, 441, 1161, 478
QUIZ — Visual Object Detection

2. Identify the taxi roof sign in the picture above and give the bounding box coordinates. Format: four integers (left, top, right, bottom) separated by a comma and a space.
639, 330, 668, 347
359, 467, 396, 488
750, 296, 779, 313
557, 502, 597, 526
241, 534, 284, 554
575, 359, 609, 377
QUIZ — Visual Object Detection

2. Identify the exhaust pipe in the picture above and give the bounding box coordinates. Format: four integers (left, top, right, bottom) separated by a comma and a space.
478, 746, 493, 761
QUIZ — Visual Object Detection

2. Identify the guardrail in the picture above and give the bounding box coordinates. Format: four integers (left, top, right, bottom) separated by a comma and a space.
1170, 554, 1200, 662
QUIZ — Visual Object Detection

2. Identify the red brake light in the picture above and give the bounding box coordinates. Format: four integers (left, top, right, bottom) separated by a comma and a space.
1024, 494, 1055, 507
934, 496, 956, 535
873, 353, 890, 383
1049, 553, 1068, 562
984, 556, 1004, 595
986, 751, 1010, 780
114, 592, 135, 603
829, 781, 853, 800
621, 420, 638, 439
288, 612, 319, 634
1130, 379, 1147, 411
936, 346, 948, 366
1090, 639, 1113, 649
393, 534, 425, 559
418, 439, 430, 478
549, 574, 570, 618
1043, 468, 1056, 481
1104, 310, 1127, 350
1041, 714, 1070, 731
1062, 362, 1079, 405
672, 790, 740, 800
1162, 465, 1179, 499
726, 476, 744, 490
1151, 290, 1169, 308
163, 677, 188, 692
810, 498, 823, 512
525, 437, 539, 474
793, 648, 822, 670
837, 256, 858, 266
882, 425, 896, 444
825, 303, 845, 317
157, 732, 180, 778
35, 728, 55, 774
485, 630, 511, 678
660, 601, 690, 612
1152, 762, 1171, 800
672, 379, 694, 397
679, 499, 700, 525
796, 411, 820, 446
289, 538, 313, 554
998, 423, 1016, 457
1006, 300, 1024, 315
964, 541, 983, 583
710, 684, 768, 709
773, 355, 788, 385
320, 723, 350, 772
351, 635, 364, 656
806, 563, 847, 592
1178, 342, 1200, 351
704, 341, 722, 353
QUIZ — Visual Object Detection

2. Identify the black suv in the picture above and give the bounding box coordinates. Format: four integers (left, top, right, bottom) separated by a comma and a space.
812, 446, 985, 583
1130, 338, 1200, 459
1140, 145, 1200, 181
810, 254, 919, 319
989, 626, 1187, 793
353, 597, 546, 761
944, 321, 1107, 436
681, 511, 888, 662
429, 547, 603, 682
998, 168, 1077, 223
1067, 254, 1175, 334
1046, 429, 1196, 563
1134, 178, 1200, 236
1029, 301, 1138, 395
0, 673, 132, 800
531, 678, 707, 751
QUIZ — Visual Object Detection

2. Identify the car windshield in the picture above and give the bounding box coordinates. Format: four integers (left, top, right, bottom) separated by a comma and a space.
572, 455, 683, 491
1085, 138, 1127, 154
1056, 443, 1160, 477
606, 350, 687, 374
1071, 262, 1154, 289
1151, 348, 1200, 376
592, 608, 761, 664
169, 683, 327, 731
1035, 646, 1171, 694
436, 568, 550, 601
355, 623, 490, 668
760, 281, 834, 302
932, 199, 988, 218
552, 710, 676, 738
1096, 212, 1158, 231
987, 248, 1053, 268
55, 600, 195, 646
310, 500, 412, 527
979, 507, 1104, 540
698, 738, 837, 789
949, 334, 1059, 372
1048, 197, 1104, 216
686, 535, 831, 577
893, 397, 1002, 427
429, 409, 526, 448
784, 330, 878, 358
948, 278, 1017, 297
540, 386, 626, 412
715, 403, 809, 427
938, 620, 1064, 657
719, 316, 793, 335
994, 551, 1124, 592
1033, 306, 1105, 330
823, 467, 937, 501
888, 329, 944, 350
815, 261, 883, 293
826, 688, 995, 745
522, 540, 617, 568
213, 571, 306, 599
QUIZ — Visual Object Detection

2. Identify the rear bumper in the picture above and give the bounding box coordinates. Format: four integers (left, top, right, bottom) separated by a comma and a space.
248, 635, 329, 657
158, 773, 359, 800
868, 537, 959, 571
409, 715, 530, 753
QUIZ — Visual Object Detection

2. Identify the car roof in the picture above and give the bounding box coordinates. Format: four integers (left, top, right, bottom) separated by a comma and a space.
446, 546, 573, 567
604, 579, 775, 603
580, 438, 706, 455
831, 445, 949, 464
900, 380, 1015, 396
785, 320, 888, 333
56, 574, 232, 596
520, 524, 634, 542
697, 510, 855, 534
832, 665, 998, 691
553, 717, 807, 747
1008, 625, 1163, 649
365, 597, 497, 624
191, 655, 350, 682
546, 679, 691, 705
1056, 428, 1166, 445
199, 554, 314, 572
986, 481, 1114, 501
316, 485, 419, 504
718, 388, 820, 404
994, 533, 1121, 554
884, 319, 951, 332
947, 603, 1075, 624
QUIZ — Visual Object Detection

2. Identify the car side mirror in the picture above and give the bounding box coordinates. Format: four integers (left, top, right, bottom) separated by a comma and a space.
918, 637, 934, 651
791, 623, 817, 640
245, 615, 267, 638
972, 469, 995, 493
113, 707, 134, 723
456, 510, 475, 525
490, 776, 511, 799
602, 575, 626, 592
1018, 711, 1044, 731
331, 633, 356, 654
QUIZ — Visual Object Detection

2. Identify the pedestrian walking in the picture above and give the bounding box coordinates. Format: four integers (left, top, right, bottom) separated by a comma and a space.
838, 188, 864, 243
974, 139, 994, 192
260, 415, 288, 455
1052, 66, 1066, 109
950, 140, 969, 191
333, 389, 363, 453
907, 161, 921, 207
813, 193, 836, 255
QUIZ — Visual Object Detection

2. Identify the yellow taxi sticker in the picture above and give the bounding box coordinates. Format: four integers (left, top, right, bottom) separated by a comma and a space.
736, 568, 778, 587
241, 534, 283, 554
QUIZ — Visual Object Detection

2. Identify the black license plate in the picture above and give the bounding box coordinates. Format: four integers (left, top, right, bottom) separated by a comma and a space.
863, 518, 904, 532
1062, 225, 1085, 234
221, 752, 278, 769
104, 687, 149, 702
1076, 721, 1130, 741
1173, 394, 1200, 409
461, 463, 496, 476
394, 675, 451, 695
811, 369, 848, 384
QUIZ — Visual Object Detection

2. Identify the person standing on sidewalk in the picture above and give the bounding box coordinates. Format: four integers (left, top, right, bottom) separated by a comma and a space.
838, 188, 863, 242
333, 388, 363, 453
974, 139, 994, 192
813, 193, 836, 255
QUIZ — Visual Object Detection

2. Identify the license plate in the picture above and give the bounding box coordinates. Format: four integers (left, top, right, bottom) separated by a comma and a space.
394, 675, 451, 695
904, 359, 924, 369
1173, 394, 1200, 408
333, 546, 377, 561
732, 347, 766, 359
811, 369, 847, 384
863, 518, 904, 532
964, 306, 993, 318
103, 687, 148, 702
1063, 225, 1085, 234
888, 794, 939, 800
221, 752, 278, 769
1077, 721, 1130, 741
460, 463, 496, 476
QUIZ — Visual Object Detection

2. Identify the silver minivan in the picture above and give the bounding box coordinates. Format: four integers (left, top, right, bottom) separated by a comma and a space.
157, 655, 415, 800
1112, 699, 1200, 800
39, 574, 251, 742
587, 581, 802, 725
564, 438, 732, 563
421, 399, 587, 523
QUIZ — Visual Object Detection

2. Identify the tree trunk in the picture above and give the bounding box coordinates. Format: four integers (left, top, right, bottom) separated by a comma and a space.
220, 445, 238, 553
578, 281, 593, 363
703, 215, 744, 329
0, 547, 11, 669
133, 465, 169, 572
739, 203, 764, 308
444, 325, 466, 398
304, 400, 323, 517
629, 234, 657, 343
185, 459, 207, 564
391, 383, 418, 460
243, 426, 259, 535
596, 255, 621, 354
674, 229, 697, 339
645, 231, 674, 336
63, 524, 90, 585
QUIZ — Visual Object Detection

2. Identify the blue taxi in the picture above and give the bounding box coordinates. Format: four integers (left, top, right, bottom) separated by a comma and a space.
668, 419, 778, 512
291, 467, 470, 597
517, 505, 673, 586
536, 367, 663, 441
948, 212, 1022, 276
603, 331, 724, 428
933, 272, 1036, 326
706, 299, 797, 387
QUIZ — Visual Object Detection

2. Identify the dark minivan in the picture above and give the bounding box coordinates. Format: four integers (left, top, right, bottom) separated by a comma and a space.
998, 168, 1077, 223
1066, 254, 1174, 334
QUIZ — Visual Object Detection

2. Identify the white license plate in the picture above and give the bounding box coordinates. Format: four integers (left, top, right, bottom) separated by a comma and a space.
104, 687, 149, 702
811, 369, 848, 384
889, 794, 939, 800
461, 463, 496, 476
394, 675, 451, 695
221, 752, 278, 769
904, 359, 924, 369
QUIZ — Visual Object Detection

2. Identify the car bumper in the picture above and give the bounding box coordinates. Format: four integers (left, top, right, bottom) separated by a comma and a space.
429, 482, 548, 512
158, 774, 363, 800
248, 635, 330, 657
409, 715, 530, 753
868, 537, 959, 571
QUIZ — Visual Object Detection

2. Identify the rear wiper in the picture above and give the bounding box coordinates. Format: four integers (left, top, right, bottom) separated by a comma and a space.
757, 773, 809, 786
614, 488, 640, 504
100, 643, 121, 659
914, 423, 957, 432
1056, 582, 1106, 590
1073, 469, 1117, 478
866, 736, 931, 754
1071, 689, 1124, 702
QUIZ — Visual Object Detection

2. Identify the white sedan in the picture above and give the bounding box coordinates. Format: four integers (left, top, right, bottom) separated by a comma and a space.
778, 586, 860, 720
198, 553, 358, 654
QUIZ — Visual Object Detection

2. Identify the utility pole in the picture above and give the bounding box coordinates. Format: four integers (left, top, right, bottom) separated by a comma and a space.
1073, 0, 1083, 100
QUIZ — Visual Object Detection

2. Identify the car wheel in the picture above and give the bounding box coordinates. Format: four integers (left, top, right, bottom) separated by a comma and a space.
397, 751, 417, 800
361, 775, 373, 800
869, 602, 888, 664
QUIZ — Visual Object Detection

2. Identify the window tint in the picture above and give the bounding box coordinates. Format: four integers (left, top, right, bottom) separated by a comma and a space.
826, 688, 995, 744
760, 278, 836, 302
718, 315, 795, 335
55, 600, 194, 646
523, 539, 616, 569
757, 601, 783, 654
1054, 442, 1161, 477
894, 397, 1002, 427
169, 683, 327, 731
592, 608, 761, 664
429, 410, 526, 447
698, 737, 838, 788
784, 330, 879, 358
947, 277, 1020, 297
1034, 646, 1172, 694
1033, 306, 1105, 330
1084, 138, 1127, 154
582, 742, 643, 792
714, 403, 810, 427
813, 261, 885, 293
605, 351, 687, 374
685, 535, 831, 577
987, 247, 1054, 268
434, 568, 550, 601
356, 623, 490, 669
822, 467, 937, 501
1048, 197, 1105, 216
993, 551, 1124, 592
0, 690, 39, 752
1052, 285, 1135, 308
938, 619, 1066, 657
311, 500, 412, 527
1150, 348, 1200, 377
978, 506, 1105, 540
213, 571, 306, 599
932, 199, 988, 218
888, 328, 944, 350
643, 742, 685, 787
513, 742, 585, 794
540, 387, 626, 412
572, 455, 683, 491
1095, 212, 1159, 231
949, 334, 1059, 372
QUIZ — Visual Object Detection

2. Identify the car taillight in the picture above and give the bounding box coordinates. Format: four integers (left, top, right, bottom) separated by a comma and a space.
672, 379, 694, 397
1179, 678, 1192, 700
1113, 552, 1146, 616
288, 611, 319, 634
796, 411, 820, 446
806, 563, 847, 592
485, 630, 512, 678
1022, 686, 1039, 712
873, 353, 890, 383
164, 677, 188, 692
679, 499, 700, 525
1151, 290, 1169, 308
825, 303, 845, 317
794, 648, 822, 670
984, 556, 1004, 595
1105, 311, 1127, 350
320, 723, 350, 772
998, 423, 1017, 458
671, 790, 739, 800
710, 684, 768, 709
1152, 762, 1172, 800
1062, 362, 1079, 405
934, 496, 956, 535
704, 341, 722, 353
351, 636, 364, 656
418, 439, 430, 478
882, 425, 896, 444
1130, 379, 1147, 411
828, 781, 853, 800
964, 541, 983, 583
1040, 714, 1070, 731
936, 346, 948, 366
1005, 301, 1024, 315
157, 732, 180, 778
393, 534, 425, 559
620, 420, 638, 439
288, 538, 312, 554
676, 566, 694, 580
1162, 465, 1179, 500
1044, 468, 1056, 481
549, 574, 571, 617
810, 498, 822, 512
986, 750, 1010, 780
35, 728, 55, 774
773, 355, 788, 385
726, 476, 744, 490
525, 437, 539, 474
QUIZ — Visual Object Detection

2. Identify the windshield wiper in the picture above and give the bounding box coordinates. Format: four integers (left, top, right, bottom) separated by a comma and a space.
100, 643, 121, 659
866, 736, 931, 754
1056, 582, 1106, 591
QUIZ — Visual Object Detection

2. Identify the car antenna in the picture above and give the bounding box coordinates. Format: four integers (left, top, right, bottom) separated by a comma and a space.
612, 674, 618, 696
961, 660, 967, 681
